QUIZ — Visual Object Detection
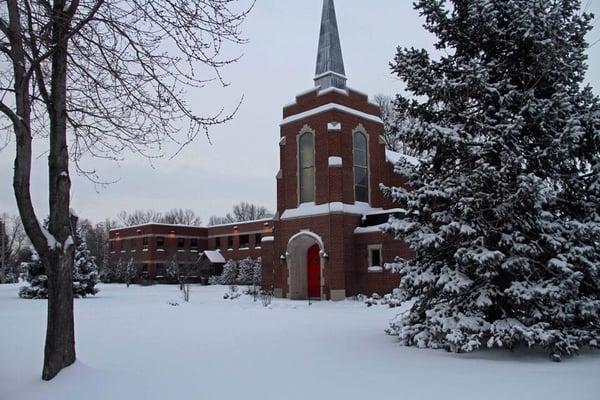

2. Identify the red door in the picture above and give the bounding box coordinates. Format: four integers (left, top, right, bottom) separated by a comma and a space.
307, 244, 321, 298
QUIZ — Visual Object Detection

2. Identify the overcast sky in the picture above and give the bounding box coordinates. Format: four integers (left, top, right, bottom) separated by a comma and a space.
1, 0, 600, 224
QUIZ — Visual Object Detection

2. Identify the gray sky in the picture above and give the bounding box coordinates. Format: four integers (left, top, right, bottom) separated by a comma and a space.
1, 0, 600, 224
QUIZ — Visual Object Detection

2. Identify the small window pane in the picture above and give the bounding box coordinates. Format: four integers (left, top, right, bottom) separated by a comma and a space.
355, 186, 368, 203
300, 167, 315, 203
371, 249, 381, 267
354, 167, 368, 187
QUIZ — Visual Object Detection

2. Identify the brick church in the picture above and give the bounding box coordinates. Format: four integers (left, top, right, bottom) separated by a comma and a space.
109, 0, 414, 300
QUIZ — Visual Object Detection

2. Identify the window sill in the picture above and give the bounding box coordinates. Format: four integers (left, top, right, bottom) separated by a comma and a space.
191, 249, 199, 253
157, 249, 165, 252
239, 247, 250, 251
177, 250, 185, 252
142, 249, 149, 252
368, 266, 383, 273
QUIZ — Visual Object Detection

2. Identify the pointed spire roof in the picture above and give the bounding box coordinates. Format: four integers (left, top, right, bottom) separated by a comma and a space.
314, 0, 347, 90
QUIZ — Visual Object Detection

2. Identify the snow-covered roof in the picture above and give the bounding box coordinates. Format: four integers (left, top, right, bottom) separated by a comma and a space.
385, 150, 420, 167
281, 103, 383, 126
207, 218, 273, 229
354, 224, 386, 235
109, 222, 206, 233
281, 202, 384, 220
202, 250, 226, 264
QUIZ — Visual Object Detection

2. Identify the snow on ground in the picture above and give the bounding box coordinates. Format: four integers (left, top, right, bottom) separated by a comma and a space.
0, 284, 599, 400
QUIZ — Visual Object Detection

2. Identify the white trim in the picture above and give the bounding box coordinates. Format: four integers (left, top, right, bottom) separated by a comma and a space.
328, 156, 343, 167
261, 236, 275, 243
368, 244, 383, 272
318, 87, 349, 97
279, 137, 287, 146
314, 70, 347, 81
328, 122, 342, 131
281, 103, 383, 126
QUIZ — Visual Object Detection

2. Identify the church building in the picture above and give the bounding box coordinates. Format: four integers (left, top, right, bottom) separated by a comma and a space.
108, 0, 414, 300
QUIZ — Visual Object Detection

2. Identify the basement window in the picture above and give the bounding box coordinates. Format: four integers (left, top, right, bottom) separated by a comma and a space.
368, 245, 383, 273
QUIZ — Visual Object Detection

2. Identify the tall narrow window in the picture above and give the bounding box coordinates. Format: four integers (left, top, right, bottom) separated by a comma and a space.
299, 131, 315, 204
353, 132, 369, 203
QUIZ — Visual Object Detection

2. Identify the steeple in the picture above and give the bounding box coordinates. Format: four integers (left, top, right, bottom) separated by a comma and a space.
314, 0, 347, 90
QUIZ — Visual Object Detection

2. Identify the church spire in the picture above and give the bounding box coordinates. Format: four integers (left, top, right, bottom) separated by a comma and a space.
314, 0, 347, 90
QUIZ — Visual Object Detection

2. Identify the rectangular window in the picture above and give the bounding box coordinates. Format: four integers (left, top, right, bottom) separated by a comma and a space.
156, 264, 165, 278
215, 237, 221, 250
142, 237, 149, 251
239, 234, 249, 249
156, 236, 165, 250
190, 239, 198, 251
177, 237, 186, 251
119, 240, 125, 253
255, 233, 262, 248
130, 239, 136, 252
110, 241, 114, 252
228, 236, 234, 250
142, 264, 148, 278
368, 245, 383, 272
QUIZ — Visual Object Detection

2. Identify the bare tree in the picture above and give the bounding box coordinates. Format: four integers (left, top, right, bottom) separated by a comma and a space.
1, 214, 28, 283
209, 202, 272, 226
373, 94, 421, 156
117, 210, 163, 227
161, 209, 202, 226
0, 0, 252, 380
117, 208, 202, 226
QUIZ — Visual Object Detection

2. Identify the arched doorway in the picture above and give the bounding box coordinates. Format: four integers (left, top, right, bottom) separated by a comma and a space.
286, 231, 325, 300
307, 244, 321, 299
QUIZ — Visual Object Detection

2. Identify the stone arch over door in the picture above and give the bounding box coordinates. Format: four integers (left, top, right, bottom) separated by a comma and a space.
286, 231, 325, 300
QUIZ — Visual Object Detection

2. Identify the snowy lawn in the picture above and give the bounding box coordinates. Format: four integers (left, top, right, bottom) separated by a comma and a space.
0, 284, 599, 400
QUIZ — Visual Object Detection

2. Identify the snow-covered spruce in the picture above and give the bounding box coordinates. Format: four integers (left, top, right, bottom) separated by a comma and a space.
383, 0, 600, 360
72, 235, 99, 297
20, 232, 100, 299
212, 258, 262, 287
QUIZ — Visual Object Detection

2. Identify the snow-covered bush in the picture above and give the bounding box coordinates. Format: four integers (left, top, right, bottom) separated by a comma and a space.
18, 251, 47, 299
383, 0, 600, 360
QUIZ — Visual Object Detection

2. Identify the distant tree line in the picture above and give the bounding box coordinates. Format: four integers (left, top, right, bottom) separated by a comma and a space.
208, 202, 273, 226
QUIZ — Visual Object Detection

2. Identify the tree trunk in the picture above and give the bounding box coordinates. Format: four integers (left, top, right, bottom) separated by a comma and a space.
42, 252, 75, 380
42, 1, 77, 381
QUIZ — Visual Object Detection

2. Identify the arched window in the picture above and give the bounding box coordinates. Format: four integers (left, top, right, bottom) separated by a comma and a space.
299, 131, 315, 203
353, 131, 369, 203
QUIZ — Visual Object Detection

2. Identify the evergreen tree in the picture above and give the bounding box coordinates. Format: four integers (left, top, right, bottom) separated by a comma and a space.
237, 258, 256, 285
384, 0, 600, 360
167, 256, 180, 284
125, 258, 137, 287
73, 237, 99, 298
219, 260, 239, 286
19, 251, 48, 299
